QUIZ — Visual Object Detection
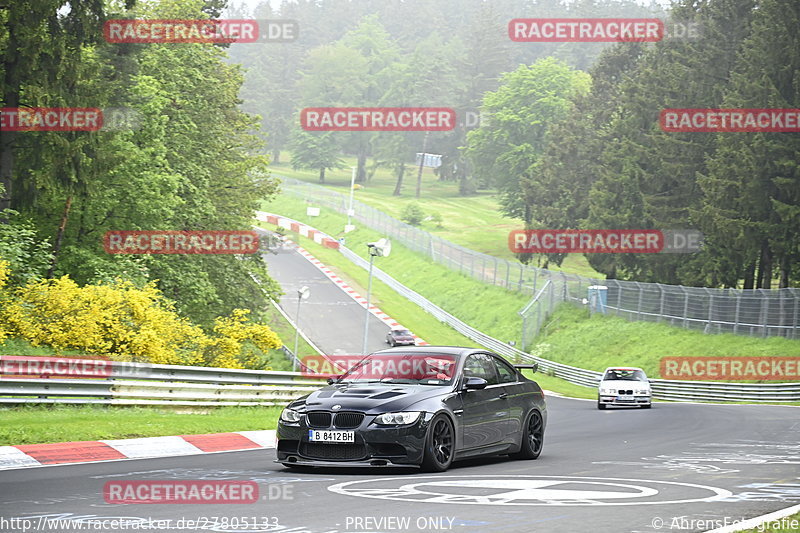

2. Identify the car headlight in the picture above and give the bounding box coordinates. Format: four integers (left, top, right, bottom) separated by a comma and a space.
636, 389, 650, 395
600, 388, 615, 394
374, 412, 421, 425
280, 408, 303, 423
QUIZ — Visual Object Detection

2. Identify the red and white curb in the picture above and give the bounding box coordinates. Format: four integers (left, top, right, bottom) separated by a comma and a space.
256, 212, 428, 346
0, 430, 276, 470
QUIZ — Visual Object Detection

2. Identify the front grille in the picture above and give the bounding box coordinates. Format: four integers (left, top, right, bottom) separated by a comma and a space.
307, 412, 332, 428
300, 442, 366, 460
618, 390, 633, 395
334, 412, 364, 429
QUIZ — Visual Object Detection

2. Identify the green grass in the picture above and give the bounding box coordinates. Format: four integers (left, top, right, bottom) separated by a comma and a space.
737, 512, 800, 533
271, 152, 602, 278
0, 337, 89, 356
519, 369, 597, 399
0, 405, 281, 445
535, 304, 800, 380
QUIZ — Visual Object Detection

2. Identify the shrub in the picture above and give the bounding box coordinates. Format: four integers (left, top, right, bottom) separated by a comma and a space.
401, 202, 425, 226
0, 266, 282, 369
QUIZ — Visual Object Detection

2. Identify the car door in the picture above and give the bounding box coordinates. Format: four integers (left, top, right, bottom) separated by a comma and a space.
459, 353, 509, 450
492, 355, 524, 443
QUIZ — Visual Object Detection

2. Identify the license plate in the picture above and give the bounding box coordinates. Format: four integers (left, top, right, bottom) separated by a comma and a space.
617, 395, 634, 401
308, 430, 355, 443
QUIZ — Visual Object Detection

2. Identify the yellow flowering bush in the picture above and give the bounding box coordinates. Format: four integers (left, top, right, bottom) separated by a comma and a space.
204, 308, 282, 369
0, 259, 9, 343
0, 266, 282, 369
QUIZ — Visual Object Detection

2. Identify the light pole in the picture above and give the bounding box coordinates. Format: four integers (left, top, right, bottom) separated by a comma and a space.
345, 166, 356, 233
362, 239, 392, 354
292, 285, 310, 371
416, 131, 430, 199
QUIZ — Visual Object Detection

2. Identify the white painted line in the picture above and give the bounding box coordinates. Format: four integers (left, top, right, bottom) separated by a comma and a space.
101, 436, 202, 459
704, 503, 800, 533
0, 446, 41, 469
237, 430, 277, 448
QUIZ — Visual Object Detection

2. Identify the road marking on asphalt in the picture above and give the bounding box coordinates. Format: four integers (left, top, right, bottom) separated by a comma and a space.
328, 475, 732, 506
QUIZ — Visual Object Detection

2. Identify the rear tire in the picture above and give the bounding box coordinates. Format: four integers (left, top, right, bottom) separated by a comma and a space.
511, 410, 544, 460
421, 415, 454, 472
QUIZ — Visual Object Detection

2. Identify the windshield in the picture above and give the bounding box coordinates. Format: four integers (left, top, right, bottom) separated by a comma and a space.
391, 329, 412, 336
339, 353, 457, 385
603, 369, 648, 382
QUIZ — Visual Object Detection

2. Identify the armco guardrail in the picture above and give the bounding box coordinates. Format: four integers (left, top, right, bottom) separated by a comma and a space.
0, 359, 326, 406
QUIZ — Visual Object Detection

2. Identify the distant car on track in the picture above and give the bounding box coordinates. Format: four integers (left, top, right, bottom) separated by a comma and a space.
276, 346, 546, 472
386, 327, 416, 346
597, 367, 652, 409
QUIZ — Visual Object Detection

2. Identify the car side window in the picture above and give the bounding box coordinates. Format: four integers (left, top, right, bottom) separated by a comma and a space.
493, 357, 517, 384
463, 354, 499, 385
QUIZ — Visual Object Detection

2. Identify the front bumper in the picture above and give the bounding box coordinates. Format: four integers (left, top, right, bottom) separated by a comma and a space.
599, 395, 651, 406
390, 339, 416, 345
276, 414, 430, 467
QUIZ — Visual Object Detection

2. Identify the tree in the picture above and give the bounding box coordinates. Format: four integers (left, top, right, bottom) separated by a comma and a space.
465, 58, 591, 225
289, 130, 344, 183
699, 0, 800, 288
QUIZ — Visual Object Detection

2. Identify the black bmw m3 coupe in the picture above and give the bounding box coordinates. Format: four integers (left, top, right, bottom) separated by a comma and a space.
276, 346, 547, 472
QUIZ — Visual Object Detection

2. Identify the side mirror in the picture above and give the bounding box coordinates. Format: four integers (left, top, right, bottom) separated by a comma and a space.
463, 377, 488, 390
513, 363, 538, 374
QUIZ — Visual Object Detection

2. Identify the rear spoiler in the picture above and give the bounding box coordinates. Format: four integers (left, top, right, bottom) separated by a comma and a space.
513, 363, 538, 373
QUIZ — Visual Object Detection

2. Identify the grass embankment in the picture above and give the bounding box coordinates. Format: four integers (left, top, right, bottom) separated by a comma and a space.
0, 405, 281, 446
536, 304, 800, 379
738, 512, 800, 533
271, 153, 602, 278
262, 193, 528, 345
262, 192, 800, 387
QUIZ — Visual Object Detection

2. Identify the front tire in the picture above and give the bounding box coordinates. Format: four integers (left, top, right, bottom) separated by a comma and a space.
421, 414, 454, 472
597, 399, 606, 410
511, 409, 544, 460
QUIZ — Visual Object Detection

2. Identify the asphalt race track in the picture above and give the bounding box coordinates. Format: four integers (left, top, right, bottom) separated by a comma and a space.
259, 231, 393, 356
1, 397, 798, 533
3, 231, 795, 532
